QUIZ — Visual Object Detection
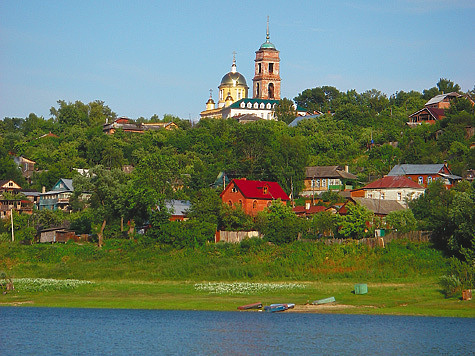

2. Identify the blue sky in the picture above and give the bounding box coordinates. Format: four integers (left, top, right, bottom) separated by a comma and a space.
1, 1, 474, 122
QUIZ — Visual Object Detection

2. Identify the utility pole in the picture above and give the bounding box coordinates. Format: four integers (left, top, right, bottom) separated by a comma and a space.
10, 209, 14, 242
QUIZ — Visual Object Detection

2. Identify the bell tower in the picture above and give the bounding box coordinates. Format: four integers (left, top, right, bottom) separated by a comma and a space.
252, 17, 281, 100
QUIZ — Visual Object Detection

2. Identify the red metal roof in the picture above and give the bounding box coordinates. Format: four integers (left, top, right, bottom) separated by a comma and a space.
226, 179, 290, 201
360, 176, 423, 190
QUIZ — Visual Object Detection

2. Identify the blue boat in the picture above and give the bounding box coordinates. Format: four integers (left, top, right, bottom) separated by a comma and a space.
264, 305, 287, 313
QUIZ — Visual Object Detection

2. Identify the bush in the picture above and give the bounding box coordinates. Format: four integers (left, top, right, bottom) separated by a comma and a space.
439, 275, 462, 298
439, 257, 474, 298
386, 209, 417, 233
256, 201, 302, 244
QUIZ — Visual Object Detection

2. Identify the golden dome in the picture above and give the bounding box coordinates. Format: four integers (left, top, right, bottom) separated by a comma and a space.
220, 71, 247, 87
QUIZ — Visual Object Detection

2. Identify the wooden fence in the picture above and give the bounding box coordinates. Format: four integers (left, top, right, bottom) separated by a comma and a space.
322, 231, 430, 248
215, 230, 261, 243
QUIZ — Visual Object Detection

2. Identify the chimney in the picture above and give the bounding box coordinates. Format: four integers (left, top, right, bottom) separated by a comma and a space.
345, 165, 349, 172
42, 186, 46, 193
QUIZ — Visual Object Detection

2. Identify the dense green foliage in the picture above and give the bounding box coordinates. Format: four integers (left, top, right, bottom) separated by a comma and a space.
1, 80, 474, 261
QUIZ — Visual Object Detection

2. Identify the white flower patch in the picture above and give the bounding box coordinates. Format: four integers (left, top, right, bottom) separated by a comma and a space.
194, 282, 306, 295
13, 278, 94, 292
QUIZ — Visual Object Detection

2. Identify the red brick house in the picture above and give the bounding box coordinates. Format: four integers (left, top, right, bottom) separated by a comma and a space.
220, 179, 290, 216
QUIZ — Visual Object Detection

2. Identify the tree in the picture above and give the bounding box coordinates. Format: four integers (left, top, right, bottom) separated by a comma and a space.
307, 211, 339, 238
437, 78, 461, 94
73, 166, 127, 247
386, 209, 417, 233
256, 201, 301, 244
338, 203, 373, 239
274, 98, 297, 124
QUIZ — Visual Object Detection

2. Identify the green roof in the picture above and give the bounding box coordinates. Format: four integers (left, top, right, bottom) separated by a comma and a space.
260, 41, 276, 50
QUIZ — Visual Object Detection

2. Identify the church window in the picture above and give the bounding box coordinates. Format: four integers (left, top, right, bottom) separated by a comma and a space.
254, 103, 258, 109
240, 102, 245, 108
237, 90, 242, 100
247, 102, 252, 108
266, 103, 271, 109
269, 63, 274, 73
256, 83, 260, 97
258, 63, 261, 74
260, 103, 264, 109
268, 83, 275, 99
253, 200, 257, 209
418, 176, 424, 185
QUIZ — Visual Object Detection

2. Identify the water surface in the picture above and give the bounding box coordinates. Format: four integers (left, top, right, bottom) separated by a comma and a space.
0, 307, 473, 355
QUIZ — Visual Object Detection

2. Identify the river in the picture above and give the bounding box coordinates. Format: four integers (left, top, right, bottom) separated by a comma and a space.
0, 307, 473, 355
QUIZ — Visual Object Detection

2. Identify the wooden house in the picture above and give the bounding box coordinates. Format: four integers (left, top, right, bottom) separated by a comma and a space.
301, 166, 357, 196
220, 178, 290, 216
387, 164, 461, 189
13, 156, 36, 184
39, 178, 75, 211
407, 92, 474, 126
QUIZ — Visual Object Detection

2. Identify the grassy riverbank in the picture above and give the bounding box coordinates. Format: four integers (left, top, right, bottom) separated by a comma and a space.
1, 240, 473, 317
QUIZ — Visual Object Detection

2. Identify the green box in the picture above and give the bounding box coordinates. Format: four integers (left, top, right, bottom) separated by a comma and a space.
355, 283, 368, 295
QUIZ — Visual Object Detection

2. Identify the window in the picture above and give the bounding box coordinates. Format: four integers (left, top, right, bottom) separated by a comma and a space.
380, 192, 385, 200
260, 103, 264, 109
253, 200, 257, 209
397, 192, 402, 201
427, 176, 432, 184
316, 179, 320, 188
263, 186, 268, 194
258, 63, 261, 74
266, 103, 271, 109
269, 63, 274, 73
231, 187, 237, 193
247, 102, 252, 109
268, 83, 275, 99
240, 102, 245, 108
238, 200, 243, 207
322, 179, 326, 187
254, 103, 258, 109
256, 83, 260, 97
237, 90, 242, 100
418, 176, 424, 185
228, 200, 232, 207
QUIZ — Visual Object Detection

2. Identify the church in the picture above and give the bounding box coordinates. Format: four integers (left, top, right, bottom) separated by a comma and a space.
200, 20, 306, 120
